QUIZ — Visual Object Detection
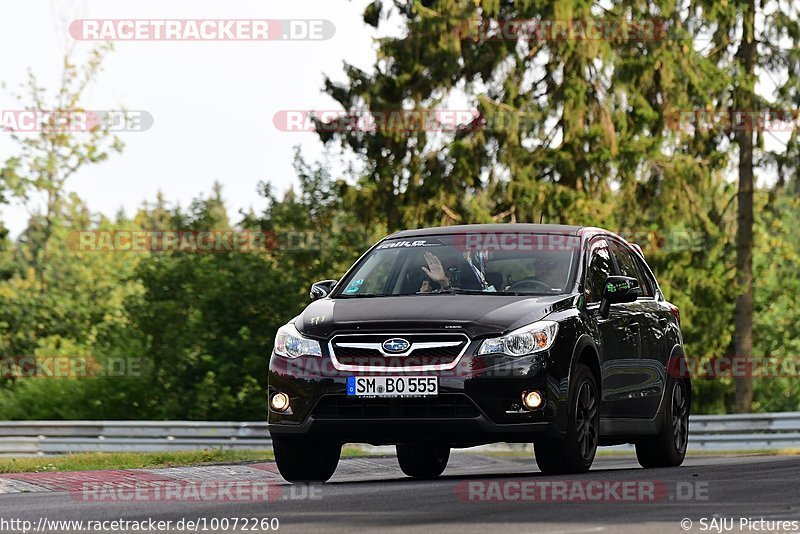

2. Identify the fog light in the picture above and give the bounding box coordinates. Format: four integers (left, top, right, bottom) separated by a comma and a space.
523, 390, 543, 410
270, 392, 290, 412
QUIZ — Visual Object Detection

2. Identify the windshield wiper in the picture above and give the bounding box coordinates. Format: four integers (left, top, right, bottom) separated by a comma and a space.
415, 286, 456, 295
418, 287, 496, 295
451, 288, 554, 296
335, 292, 385, 298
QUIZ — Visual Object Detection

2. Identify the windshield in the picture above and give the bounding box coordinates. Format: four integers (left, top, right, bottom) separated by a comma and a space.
335, 233, 578, 297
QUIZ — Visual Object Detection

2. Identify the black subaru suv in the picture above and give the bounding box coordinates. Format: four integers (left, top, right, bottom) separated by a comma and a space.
268, 224, 690, 482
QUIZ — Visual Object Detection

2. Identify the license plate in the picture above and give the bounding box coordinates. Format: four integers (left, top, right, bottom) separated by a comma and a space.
347, 376, 438, 397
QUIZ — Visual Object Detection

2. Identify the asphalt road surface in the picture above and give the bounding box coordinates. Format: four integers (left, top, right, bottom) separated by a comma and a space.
1, 452, 799, 534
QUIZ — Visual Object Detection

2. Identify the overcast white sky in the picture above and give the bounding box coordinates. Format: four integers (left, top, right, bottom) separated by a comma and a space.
0, 0, 379, 235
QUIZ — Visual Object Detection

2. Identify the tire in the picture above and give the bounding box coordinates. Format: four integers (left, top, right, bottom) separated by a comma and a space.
534, 363, 599, 474
273, 437, 341, 483
396, 443, 450, 479
635, 377, 689, 468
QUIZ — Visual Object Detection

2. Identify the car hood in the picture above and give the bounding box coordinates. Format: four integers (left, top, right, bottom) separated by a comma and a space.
295, 294, 576, 339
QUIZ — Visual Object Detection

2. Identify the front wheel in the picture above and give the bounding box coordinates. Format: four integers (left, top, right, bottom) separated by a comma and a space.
534, 363, 599, 474
273, 437, 341, 483
396, 443, 450, 479
635, 377, 689, 468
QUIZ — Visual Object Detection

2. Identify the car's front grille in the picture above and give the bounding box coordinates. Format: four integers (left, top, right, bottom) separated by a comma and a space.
328, 332, 470, 372
312, 394, 480, 419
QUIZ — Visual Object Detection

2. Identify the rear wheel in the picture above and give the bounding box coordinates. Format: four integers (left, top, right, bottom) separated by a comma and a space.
396, 443, 450, 479
534, 363, 599, 474
635, 378, 689, 468
273, 437, 341, 483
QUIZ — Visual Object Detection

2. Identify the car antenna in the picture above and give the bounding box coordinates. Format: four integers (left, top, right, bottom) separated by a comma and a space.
539, 212, 544, 224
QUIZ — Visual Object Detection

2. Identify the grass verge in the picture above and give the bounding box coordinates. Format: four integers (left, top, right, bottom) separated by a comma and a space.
0, 447, 373, 474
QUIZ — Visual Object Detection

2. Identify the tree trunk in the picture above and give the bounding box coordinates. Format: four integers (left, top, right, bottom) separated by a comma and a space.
734, 128, 754, 413
733, 1, 756, 413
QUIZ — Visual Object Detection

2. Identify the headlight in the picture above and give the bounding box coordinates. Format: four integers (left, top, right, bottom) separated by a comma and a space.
478, 321, 559, 357
273, 322, 322, 359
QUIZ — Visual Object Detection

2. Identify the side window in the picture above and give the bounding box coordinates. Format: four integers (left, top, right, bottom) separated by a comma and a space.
585, 238, 614, 303
610, 240, 653, 298
630, 253, 656, 298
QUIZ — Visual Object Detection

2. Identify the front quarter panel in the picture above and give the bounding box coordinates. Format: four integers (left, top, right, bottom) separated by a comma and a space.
295, 299, 337, 338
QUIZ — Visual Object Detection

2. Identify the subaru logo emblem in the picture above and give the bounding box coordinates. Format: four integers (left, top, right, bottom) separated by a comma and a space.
382, 338, 410, 354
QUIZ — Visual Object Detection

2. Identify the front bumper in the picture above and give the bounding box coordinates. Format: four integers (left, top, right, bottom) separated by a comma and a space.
267, 348, 569, 446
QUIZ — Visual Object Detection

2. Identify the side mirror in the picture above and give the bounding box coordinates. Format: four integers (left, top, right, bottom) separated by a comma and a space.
310, 279, 338, 301
599, 276, 640, 318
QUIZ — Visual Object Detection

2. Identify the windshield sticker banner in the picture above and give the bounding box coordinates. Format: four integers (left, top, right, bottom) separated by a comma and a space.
376, 239, 444, 250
